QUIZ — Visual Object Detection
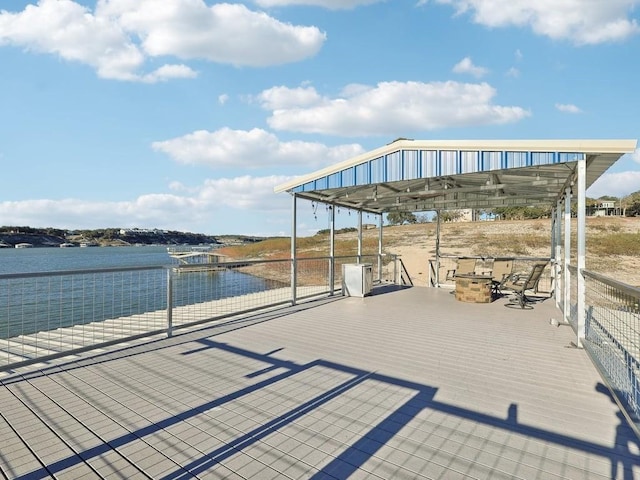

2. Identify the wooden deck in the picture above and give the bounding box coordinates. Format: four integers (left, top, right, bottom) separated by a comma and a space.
1, 286, 638, 479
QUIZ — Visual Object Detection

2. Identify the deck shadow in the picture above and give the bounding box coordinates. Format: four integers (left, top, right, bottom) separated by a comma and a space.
11, 335, 640, 479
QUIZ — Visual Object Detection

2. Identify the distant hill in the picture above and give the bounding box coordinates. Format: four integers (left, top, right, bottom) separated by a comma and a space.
0, 227, 267, 248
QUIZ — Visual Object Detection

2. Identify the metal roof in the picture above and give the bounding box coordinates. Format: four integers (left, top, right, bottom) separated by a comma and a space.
275, 139, 637, 213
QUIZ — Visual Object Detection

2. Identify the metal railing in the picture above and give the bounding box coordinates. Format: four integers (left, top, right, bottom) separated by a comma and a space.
0, 255, 400, 371
576, 268, 640, 429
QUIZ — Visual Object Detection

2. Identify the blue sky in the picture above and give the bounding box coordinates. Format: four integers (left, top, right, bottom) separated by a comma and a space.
1, 0, 639, 237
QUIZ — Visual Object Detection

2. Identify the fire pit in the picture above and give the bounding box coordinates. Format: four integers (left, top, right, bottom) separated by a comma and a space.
454, 274, 493, 303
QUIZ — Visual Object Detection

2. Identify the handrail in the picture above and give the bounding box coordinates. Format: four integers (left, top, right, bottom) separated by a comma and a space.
0, 264, 166, 280
436, 254, 551, 261
582, 269, 640, 299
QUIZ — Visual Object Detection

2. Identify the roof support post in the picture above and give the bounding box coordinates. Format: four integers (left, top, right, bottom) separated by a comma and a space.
563, 187, 571, 326
329, 205, 335, 296
377, 213, 383, 283
554, 202, 562, 310
576, 160, 587, 348
357, 210, 363, 263
291, 193, 298, 306
435, 210, 441, 287
550, 205, 556, 278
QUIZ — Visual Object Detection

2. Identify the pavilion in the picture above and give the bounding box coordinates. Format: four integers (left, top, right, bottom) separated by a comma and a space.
275, 138, 637, 348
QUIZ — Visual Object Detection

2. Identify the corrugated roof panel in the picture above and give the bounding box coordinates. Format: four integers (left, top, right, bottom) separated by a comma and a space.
441, 150, 457, 175
327, 171, 341, 188
371, 157, 384, 183
482, 151, 502, 170
506, 151, 528, 168
558, 152, 585, 163
421, 150, 437, 177
404, 150, 420, 179
355, 162, 369, 185
386, 151, 403, 182
531, 152, 555, 166
461, 151, 480, 173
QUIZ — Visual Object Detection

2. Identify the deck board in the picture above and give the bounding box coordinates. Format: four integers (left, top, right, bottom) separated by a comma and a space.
1, 286, 638, 479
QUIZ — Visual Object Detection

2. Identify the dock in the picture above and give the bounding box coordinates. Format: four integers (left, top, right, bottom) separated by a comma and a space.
167, 245, 227, 266
1, 286, 637, 479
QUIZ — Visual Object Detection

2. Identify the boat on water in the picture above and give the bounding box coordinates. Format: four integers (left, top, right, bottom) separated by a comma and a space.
60, 242, 76, 248
15, 243, 33, 248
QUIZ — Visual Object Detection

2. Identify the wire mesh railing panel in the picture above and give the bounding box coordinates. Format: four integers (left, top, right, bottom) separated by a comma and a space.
582, 270, 640, 423
170, 260, 293, 327
0, 256, 402, 371
0, 267, 167, 369
568, 265, 578, 328
296, 257, 331, 298
556, 265, 565, 312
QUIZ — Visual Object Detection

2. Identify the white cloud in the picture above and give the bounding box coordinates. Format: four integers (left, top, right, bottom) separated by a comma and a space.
632, 148, 640, 165
199, 175, 291, 209
555, 103, 582, 114
0, 175, 294, 232
99, 0, 325, 66
452, 56, 489, 78
254, 0, 382, 9
256, 85, 323, 110
142, 64, 198, 83
506, 67, 520, 77
435, 0, 639, 44
0, 0, 146, 81
0, 0, 325, 81
588, 171, 640, 198
218, 94, 229, 105
259, 81, 530, 136
152, 128, 365, 168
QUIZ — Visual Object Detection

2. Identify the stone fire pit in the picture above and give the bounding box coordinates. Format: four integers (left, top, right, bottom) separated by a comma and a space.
455, 274, 493, 303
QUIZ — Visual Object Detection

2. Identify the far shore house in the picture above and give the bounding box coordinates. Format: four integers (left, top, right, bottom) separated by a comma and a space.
587, 200, 624, 217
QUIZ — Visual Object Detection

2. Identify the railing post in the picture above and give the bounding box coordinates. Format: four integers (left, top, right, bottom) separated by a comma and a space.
357, 210, 363, 264
166, 268, 173, 338
435, 210, 441, 287
377, 213, 383, 282
554, 202, 562, 309
291, 193, 298, 306
564, 187, 571, 324
329, 204, 335, 296
576, 160, 586, 347
394, 256, 398, 284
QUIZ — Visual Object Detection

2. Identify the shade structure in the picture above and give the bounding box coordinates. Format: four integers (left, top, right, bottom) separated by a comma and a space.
274, 138, 637, 337
275, 139, 637, 213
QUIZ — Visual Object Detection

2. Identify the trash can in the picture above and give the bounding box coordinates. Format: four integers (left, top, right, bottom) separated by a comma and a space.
342, 263, 373, 297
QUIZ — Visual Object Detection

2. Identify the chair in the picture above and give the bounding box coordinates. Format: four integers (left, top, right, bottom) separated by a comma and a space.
501, 262, 548, 309
490, 259, 514, 296
445, 258, 477, 282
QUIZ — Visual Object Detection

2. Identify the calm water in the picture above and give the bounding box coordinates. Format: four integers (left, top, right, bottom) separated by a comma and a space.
0, 246, 281, 338
0, 245, 173, 274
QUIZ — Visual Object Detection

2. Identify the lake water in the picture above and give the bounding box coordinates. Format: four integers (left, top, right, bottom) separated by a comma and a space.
0, 245, 173, 274
0, 246, 282, 338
